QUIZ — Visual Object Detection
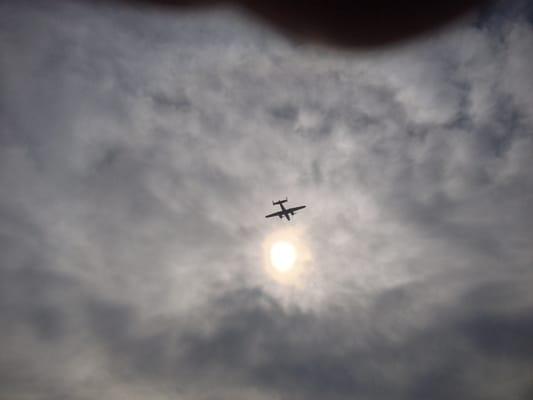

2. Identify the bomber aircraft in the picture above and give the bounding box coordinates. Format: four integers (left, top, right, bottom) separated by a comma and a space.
265, 198, 306, 221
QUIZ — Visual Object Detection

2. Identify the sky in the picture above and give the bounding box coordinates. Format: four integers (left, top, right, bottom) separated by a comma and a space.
1, 1, 532, 399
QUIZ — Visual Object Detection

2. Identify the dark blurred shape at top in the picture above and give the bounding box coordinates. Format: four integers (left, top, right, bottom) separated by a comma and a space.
117, 0, 491, 48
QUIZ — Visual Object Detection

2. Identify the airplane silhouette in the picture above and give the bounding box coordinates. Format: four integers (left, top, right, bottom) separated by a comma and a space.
265, 198, 306, 221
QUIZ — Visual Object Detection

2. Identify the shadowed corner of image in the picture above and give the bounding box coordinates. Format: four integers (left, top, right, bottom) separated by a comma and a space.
108, 0, 493, 48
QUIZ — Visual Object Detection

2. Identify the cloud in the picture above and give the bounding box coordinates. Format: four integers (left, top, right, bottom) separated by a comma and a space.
0, 0, 532, 399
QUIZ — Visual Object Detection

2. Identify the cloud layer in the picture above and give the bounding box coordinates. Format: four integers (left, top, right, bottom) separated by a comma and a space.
1, 1, 532, 399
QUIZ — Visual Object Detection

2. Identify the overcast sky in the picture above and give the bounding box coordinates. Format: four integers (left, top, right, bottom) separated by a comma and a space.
1, 1, 532, 399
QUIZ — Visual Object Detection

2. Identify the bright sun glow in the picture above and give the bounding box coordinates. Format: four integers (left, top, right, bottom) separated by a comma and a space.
263, 227, 311, 286
270, 241, 297, 273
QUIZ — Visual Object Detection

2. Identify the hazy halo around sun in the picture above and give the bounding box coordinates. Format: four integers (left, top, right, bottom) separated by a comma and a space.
262, 227, 312, 288
270, 241, 297, 272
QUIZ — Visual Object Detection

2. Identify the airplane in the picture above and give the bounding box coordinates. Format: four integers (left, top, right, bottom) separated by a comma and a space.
265, 198, 306, 221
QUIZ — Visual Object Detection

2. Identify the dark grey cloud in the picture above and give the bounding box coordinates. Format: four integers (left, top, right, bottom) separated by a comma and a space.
1, 0, 532, 399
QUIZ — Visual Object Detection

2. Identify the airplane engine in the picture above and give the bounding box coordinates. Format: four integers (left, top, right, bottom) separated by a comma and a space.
279, 215, 283, 219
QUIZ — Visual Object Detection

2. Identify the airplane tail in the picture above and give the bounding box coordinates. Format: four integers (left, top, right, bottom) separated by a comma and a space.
273, 197, 288, 206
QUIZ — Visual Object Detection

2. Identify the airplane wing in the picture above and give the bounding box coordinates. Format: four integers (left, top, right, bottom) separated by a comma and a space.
287, 205, 306, 213
265, 211, 283, 218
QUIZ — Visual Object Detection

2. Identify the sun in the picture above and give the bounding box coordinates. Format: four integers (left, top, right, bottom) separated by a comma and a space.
270, 241, 297, 273
263, 227, 311, 286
